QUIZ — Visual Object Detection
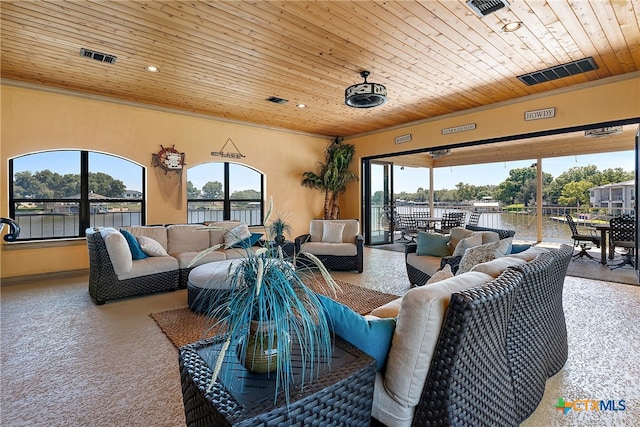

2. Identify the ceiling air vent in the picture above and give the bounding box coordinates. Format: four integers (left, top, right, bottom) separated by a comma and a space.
465, 0, 509, 17
518, 57, 598, 86
80, 48, 117, 64
266, 96, 289, 104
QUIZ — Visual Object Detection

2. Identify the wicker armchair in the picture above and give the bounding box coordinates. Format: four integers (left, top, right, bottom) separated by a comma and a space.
86, 228, 179, 304
295, 219, 364, 273
412, 268, 524, 427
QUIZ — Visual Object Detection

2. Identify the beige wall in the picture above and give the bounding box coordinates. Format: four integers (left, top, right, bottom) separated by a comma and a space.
1, 84, 330, 278
2, 74, 639, 278
338, 74, 640, 219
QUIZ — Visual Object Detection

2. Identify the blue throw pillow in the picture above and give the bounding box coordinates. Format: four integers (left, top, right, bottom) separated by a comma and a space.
416, 231, 451, 257
231, 232, 263, 248
317, 294, 396, 371
120, 229, 148, 260
510, 243, 531, 254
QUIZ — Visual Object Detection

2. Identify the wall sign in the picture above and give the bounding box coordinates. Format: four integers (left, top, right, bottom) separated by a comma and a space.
395, 134, 412, 144
525, 107, 556, 121
441, 123, 476, 135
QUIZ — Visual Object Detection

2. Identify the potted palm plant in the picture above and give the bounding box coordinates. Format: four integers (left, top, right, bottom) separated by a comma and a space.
186, 198, 339, 405
269, 215, 291, 246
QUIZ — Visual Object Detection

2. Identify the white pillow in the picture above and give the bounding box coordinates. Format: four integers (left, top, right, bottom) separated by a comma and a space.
224, 223, 252, 248
426, 264, 454, 284
451, 233, 483, 257
136, 235, 169, 257
100, 228, 132, 276
321, 222, 345, 243
457, 237, 513, 275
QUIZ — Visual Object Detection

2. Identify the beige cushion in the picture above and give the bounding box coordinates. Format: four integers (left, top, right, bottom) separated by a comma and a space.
120, 226, 168, 250
224, 223, 252, 248
457, 238, 512, 275
405, 253, 442, 278
136, 236, 169, 257
117, 256, 179, 280
507, 245, 550, 261
425, 264, 454, 284
309, 219, 359, 243
100, 228, 132, 276
383, 271, 494, 408
471, 256, 527, 277
205, 221, 241, 246
167, 224, 211, 254
322, 221, 346, 243
451, 233, 482, 257
448, 227, 474, 254
172, 250, 227, 269
372, 373, 415, 427
370, 298, 402, 318
299, 241, 357, 256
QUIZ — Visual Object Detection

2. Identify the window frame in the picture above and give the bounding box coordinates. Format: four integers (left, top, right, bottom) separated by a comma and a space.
9, 150, 146, 241
187, 162, 265, 225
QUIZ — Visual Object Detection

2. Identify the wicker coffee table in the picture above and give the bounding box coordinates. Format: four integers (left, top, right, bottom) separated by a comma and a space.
179, 335, 376, 426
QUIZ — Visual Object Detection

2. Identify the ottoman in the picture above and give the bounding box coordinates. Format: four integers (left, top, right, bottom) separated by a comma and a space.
187, 260, 238, 314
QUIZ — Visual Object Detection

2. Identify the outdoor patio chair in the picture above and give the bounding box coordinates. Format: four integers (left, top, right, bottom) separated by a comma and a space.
565, 214, 600, 261
396, 214, 418, 242
608, 216, 636, 270
467, 212, 481, 227
435, 212, 465, 235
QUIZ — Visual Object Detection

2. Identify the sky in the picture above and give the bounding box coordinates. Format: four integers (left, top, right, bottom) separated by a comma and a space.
390, 151, 636, 193
12, 149, 637, 194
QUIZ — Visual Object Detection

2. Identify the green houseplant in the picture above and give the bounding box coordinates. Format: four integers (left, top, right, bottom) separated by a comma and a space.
187, 198, 339, 405
301, 140, 357, 219
269, 215, 291, 245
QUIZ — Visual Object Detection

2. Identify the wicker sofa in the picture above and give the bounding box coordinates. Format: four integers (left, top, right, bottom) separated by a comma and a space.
86, 221, 260, 304
405, 225, 517, 286
368, 243, 573, 426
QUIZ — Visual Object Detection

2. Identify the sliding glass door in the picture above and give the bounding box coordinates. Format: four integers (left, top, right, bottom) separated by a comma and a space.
363, 161, 393, 245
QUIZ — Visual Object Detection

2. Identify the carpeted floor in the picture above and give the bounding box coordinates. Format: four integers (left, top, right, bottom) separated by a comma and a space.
151, 278, 399, 348
2, 247, 638, 426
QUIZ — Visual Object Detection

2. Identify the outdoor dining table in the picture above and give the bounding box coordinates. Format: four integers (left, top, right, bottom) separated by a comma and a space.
415, 217, 443, 232
593, 223, 611, 265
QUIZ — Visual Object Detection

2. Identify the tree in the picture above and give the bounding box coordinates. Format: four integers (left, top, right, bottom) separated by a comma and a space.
301, 142, 357, 219
558, 180, 594, 206
89, 172, 125, 197
202, 181, 223, 199
187, 181, 201, 199
495, 167, 552, 205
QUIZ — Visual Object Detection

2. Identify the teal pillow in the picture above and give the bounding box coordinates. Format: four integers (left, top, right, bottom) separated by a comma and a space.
231, 232, 263, 248
318, 294, 396, 371
510, 243, 531, 254
120, 229, 148, 260
416, 232, 451, 257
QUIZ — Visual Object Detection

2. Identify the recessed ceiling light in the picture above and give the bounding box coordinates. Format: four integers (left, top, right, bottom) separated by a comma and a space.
502, 21, 522, 32
296, 104, 306, 108
145, 66, 159, 72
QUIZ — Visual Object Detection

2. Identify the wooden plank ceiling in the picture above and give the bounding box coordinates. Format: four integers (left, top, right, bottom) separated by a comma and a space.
1, 0, 639, 137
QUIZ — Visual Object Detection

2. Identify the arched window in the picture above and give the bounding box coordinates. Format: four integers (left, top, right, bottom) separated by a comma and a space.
187, 162, 264, 225
9, 151, 145, 240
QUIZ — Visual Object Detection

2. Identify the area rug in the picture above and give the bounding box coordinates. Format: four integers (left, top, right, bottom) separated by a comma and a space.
150, 278, 399, 348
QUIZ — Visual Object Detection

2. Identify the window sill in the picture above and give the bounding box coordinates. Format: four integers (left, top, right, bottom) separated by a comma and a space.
2, 238, 86, 251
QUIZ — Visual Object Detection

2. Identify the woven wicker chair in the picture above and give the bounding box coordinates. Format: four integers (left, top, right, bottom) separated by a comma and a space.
506, 244, 572, 421
412, 268, 524, 427
86, 229, 179, 304
295, 219, 364, 273
467, 212, 481, 227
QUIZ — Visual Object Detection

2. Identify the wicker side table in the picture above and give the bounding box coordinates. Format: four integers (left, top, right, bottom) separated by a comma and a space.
179, 335, 376, 426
